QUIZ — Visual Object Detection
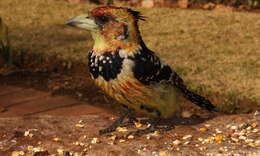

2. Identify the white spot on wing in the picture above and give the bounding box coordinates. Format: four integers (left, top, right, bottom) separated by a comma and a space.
99, 56, 104, 61
99, 66, 103, 72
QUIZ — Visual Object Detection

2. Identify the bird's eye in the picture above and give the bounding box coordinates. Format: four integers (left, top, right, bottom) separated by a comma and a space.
94, 15, 112, 28
96, 16, 109, 23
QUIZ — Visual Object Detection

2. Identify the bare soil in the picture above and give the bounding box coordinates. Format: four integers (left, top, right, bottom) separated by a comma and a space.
0, 70, 259, 155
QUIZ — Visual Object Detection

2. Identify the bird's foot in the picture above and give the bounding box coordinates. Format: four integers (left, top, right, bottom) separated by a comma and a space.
99, 109, 136, 135
127, 118, 174, 136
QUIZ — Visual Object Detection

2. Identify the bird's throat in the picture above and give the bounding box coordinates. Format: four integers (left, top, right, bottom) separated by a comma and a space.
91, 31, 111, 52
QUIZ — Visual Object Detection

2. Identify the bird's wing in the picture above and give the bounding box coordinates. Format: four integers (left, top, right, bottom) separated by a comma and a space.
129, 46, 174, 86
129, 46, 217, 112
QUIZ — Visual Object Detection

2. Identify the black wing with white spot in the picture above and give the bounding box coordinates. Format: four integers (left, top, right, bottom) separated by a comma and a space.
129, 43, 217, 112
88, 50, 124, 81
129, 44, 172, 85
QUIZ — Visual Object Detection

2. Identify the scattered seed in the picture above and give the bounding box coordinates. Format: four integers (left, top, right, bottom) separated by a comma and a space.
204, 124, 211, 128
33, 147, 45, 152
251, 122, 257, 128
199, 127, 207, 132
91, 137, 100, 144
159, 150, 169, 156
254, 140, 260, 146
231, 137, 239, 142
238, 136, 246, 140
146, 135, 151, 140
127, 135, 134, 139
182, 135, 192, 140
215, 129, 222, 134
52, 137, 61, 142
199, 146, 207, 151
12, 151, 24, 156
154, 130, 160, 135
57, 149, 64, 155
214, 135, 223, 142
246, 126, 252, 131
230, 126, 238, 130
245, 139, 254, 143
134, 122, 142, 128
110, 135, 117, 140
75, 124, 84, 128
74, 141, 79, 146
116, 127, 128, 132
119, 139, 126, 143
27, 146, 34, 152
24, 131, 30, 137
137, 149, 143, 154
172, 139, 181, 146
184, 141, 190, 145
226, 124, 231, 129
28, 133, 34, 138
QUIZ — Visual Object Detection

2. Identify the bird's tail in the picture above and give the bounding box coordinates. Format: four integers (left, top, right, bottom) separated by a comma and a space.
170, 71, 217, 112
181, 87, 217, 112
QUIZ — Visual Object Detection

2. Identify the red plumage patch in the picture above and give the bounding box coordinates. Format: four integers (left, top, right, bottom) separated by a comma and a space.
90, 6, 117, 17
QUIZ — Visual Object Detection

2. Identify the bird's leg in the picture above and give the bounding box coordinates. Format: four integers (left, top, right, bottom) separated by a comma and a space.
99, 109, 136, 135
127, 118, 174, 136
118, 116, 138, 127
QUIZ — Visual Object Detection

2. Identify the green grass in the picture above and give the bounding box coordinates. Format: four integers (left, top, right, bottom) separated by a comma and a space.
0, 0, 259, 108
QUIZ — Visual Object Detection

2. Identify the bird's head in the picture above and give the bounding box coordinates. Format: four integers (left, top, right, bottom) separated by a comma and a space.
67, 6, 145, 53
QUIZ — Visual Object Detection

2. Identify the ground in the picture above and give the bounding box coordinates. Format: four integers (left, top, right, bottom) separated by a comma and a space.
0, 72, 259, 155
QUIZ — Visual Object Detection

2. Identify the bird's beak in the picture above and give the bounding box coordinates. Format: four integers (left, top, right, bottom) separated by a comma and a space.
66, 14, 98, 31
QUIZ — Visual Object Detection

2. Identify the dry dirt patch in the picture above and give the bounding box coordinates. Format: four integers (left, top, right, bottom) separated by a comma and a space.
0, 114, 259, 155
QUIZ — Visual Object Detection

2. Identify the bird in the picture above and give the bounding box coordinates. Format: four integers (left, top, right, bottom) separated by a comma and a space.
67, 6, 217, 135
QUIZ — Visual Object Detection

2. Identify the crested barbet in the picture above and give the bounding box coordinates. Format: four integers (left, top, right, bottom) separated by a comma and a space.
67, 6, 217, 135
